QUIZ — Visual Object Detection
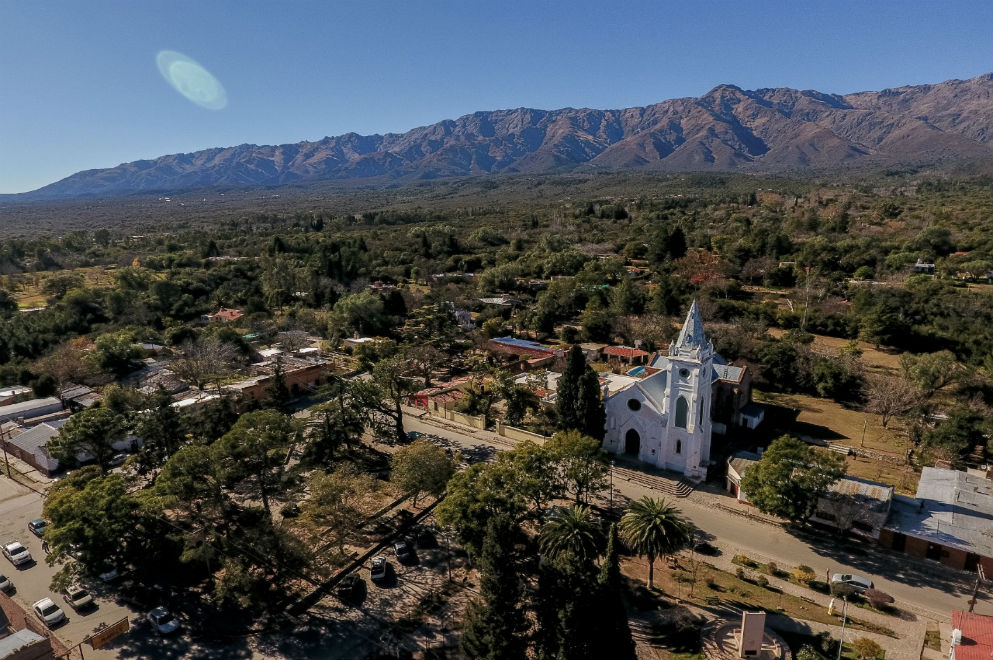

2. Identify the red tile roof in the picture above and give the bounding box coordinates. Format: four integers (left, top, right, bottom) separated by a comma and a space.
953, 610, 993, 660
603, 346, 649, 358
209, 308, 244, 321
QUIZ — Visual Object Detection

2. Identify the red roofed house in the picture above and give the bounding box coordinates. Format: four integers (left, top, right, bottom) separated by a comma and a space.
201, 308, 244, 324
951, 610, 993, 660
603, 345, 649, 366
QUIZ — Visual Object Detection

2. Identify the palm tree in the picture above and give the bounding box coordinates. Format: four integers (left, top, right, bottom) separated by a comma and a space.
538, 504, 604, 567
618, 496, 692, 589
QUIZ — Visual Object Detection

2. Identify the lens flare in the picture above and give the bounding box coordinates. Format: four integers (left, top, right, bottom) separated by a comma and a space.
156, 50, 227, 110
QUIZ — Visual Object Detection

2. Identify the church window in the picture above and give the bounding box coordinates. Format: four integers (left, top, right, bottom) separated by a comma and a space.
675, 396, 688, 428
699, 399, 704, 424
679, 368, 690, 380
627, 398, 641, 411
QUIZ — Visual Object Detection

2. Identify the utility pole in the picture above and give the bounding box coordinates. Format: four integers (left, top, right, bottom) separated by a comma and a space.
836, 597, 848, 660
609, 460, 615, 509
0, 425, 10, 476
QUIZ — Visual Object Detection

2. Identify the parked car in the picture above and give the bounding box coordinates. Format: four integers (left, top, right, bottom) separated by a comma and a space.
405, 431, 424, 443
0, 573, 12, 593
334, 573, 363, 600
99, 567, 122, 583
108, 453, 129, 467
63, 585, 95, 612
693, 540, 719, 556
831, 573, 873, 593
370, 555, 388, 581
28, 519, 47, 537
393, 539, 414, 563
33, 598, 66, 627
147, 607, 180, 634
3, 541, 32, 566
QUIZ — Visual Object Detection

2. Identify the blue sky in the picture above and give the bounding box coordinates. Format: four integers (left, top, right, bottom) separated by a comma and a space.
1, 0, 990, 193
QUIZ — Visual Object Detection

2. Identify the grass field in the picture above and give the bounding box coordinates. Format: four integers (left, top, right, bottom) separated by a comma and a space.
1, 266, 118, 307
767, 328, 902, 376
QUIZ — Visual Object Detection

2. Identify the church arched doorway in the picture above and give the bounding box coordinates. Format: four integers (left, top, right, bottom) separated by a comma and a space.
624, 428, 640, 456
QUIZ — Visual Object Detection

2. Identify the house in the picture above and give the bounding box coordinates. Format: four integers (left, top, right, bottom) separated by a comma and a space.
878, 467, 993, 574
343, 336, 384, 351
603, 345, 650, 366
727, 452, 894, 538
1, 420, 67, 476
950, 610, 993, 660
0, 590, 56, 659
223, 358, 332, 404
0, 398, 63, 425
578, 343, 607, 361
912, 259, 936, 274
59, 383, 102, 411
0, 385, 31, 406
487, 337, 556, 361
200, 307, 244, 324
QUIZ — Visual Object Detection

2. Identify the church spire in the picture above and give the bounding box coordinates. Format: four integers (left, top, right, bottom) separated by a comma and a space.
676, 299, 706, 348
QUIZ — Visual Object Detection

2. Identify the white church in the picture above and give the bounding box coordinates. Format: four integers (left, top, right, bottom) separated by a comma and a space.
601, 301, 718, 481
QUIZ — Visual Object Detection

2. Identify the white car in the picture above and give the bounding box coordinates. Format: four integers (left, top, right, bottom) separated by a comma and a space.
147, 606, 180, 634
0, 573, 12, 593
63, 585, 95, 612
33, 598, 66, 627
370, 555, 388, 581
831, 573, 874, 593
2, 541, 32, 566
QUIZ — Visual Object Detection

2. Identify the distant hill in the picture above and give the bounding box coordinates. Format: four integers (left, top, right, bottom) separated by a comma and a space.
11, 73, 992, 200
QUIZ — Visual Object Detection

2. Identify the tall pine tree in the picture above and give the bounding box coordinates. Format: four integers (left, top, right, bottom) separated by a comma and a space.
460, 515, 528, 660
593, 523, 636, 660
556, 345, 606, 441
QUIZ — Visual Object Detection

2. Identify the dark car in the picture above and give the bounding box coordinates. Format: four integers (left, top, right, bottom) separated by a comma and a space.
28, 519, 47, 537
334, 573, 363, 600
393, 539, 414, 563
693, 541, 719, 556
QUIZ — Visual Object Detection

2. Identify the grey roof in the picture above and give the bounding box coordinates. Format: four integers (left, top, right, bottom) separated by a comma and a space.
886, 467, 993, 558
739, 402, 765, 418
8, 419, 67, 455
713, 363, 745, 382
676, 300, 707, 348
728, 450, 761, 478
0, 628, 47, 656
827, 475, 893, 504
637, 370, 669, 410
0, 397, 61, 418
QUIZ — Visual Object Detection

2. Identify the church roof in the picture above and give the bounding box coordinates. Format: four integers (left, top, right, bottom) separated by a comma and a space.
676, 300, 707, 348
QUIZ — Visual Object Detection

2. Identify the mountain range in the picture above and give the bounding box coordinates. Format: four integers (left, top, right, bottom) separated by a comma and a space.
14, 74, 992, 200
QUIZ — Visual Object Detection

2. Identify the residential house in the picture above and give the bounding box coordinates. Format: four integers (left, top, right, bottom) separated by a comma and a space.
603, 346, 650, 366
200, 307, 244, 324
1, 420, 67, 476
878, 467, 993, 574
0, 398, 63, 425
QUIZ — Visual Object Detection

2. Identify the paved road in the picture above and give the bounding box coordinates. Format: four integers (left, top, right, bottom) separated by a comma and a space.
402, 408, 991, 621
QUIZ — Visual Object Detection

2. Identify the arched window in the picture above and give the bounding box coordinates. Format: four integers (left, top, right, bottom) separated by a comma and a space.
699, 399, 705, 424
675, 396, 688, 429
675, 439, 682, 454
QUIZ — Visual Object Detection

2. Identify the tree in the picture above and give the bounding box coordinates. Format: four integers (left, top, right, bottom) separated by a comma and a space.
171, 337, 238, 391
300, 466, 377, 555
136, 387, 185, 473
87, 330, 142, 377
460, 515, 528, 660
539, 505, 604, 567
48, 405, 125, 472
264, 357, 292, 413
865, 375, 920, 428
37, 339, 96, 388
351, 356, 415, 444
619, 496, 692, 589
851, 637, 884, 660
557, 345, 606, 441
545, 430, 609, 504
739, 435, 846, 524
595, 522, 637, 660
328, 291, 391, 338
900, 350, 961, 398
212, 410, 296, 517
391, 439, 455, 505
400, 343, 447, 387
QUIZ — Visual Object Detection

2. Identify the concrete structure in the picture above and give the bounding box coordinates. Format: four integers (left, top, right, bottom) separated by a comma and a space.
700, 614, 787, 660
602, 302, 714, 480
879, 467, 993, 574
0, 398, 63, 426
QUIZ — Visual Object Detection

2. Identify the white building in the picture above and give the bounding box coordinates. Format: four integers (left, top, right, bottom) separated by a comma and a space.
602, 301, 714, 480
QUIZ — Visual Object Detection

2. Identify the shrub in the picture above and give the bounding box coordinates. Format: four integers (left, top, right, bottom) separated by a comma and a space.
732, 554, 757, 567
756, 575, 770, 589
796, 645, 827, 660
792, 564, 816, 584
766, 561, 777, 575
705, 574, 717, 589
735, 567, 746, 580
851, 637, 884, 660
865, 588, 895, 610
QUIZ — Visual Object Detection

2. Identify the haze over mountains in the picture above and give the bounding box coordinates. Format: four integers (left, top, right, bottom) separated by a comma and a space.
14, 74, 992, 200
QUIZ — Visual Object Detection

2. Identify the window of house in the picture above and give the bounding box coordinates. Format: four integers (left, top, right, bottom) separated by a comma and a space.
627, 398, 641, 411
675, 439, 681, 454
675, 396, 688, 428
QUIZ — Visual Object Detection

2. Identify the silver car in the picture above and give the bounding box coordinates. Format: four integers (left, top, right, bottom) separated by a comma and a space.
831, 573, 873, 593
33, 598, 66, 627
3, 541, 32, 566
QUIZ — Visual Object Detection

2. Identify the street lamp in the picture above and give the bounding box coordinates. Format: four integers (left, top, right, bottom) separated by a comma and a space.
836, 596, 848, 660
609, 460, 615, 509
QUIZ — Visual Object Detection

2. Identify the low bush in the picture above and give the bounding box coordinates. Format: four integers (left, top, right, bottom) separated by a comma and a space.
851, 636, 884, 660
757, 575, 770, 589
732, 554, 758, 568
792, 564, 816, 584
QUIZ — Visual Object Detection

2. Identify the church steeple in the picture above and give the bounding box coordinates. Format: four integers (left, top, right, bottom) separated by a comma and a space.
676, 300, 706, 348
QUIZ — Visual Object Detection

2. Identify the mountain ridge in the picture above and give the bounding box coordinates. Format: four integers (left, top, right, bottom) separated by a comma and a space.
12, 73, 992, 200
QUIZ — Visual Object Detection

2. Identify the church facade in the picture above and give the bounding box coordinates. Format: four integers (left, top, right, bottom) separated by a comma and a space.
601, 301, 716, 481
